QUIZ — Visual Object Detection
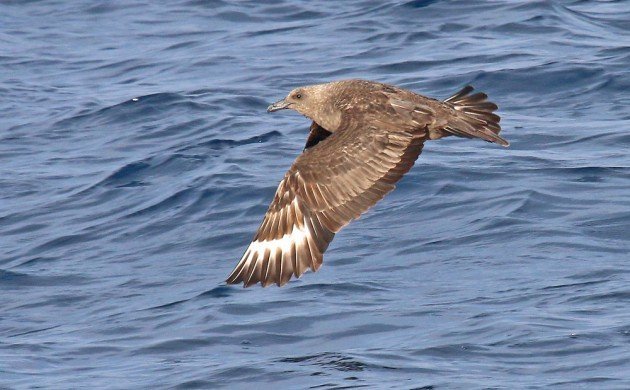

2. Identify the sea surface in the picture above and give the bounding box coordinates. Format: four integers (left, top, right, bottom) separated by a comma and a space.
1, 1, 629, 389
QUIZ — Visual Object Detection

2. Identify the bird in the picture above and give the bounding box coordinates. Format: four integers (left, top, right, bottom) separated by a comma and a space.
226, 79, 507, 287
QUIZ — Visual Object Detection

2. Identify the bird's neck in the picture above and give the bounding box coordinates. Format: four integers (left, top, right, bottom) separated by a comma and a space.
311, 104, 342, 133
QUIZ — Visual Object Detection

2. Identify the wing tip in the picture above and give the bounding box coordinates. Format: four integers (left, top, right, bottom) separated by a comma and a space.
225, 258, 321, 288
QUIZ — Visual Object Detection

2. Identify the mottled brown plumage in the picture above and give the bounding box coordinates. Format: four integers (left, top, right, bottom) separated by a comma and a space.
226, 79, 507, 287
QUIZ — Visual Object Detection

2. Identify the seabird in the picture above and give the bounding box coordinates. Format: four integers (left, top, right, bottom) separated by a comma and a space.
226, 79, 508, 287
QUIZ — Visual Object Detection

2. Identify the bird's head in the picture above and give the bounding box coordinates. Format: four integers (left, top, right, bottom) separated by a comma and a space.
267, 82, 343, 132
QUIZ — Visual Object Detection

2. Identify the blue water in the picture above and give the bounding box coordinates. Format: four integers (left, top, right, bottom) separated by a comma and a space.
1, 1, 629, 388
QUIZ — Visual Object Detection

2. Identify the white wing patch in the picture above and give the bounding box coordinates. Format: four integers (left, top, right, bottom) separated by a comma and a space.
247, 218, 308, 279
247, 223, 307, 259
227, 198, 322, 287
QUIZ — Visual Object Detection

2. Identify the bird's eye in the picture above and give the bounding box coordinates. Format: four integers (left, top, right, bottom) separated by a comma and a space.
295, 93, 302, 99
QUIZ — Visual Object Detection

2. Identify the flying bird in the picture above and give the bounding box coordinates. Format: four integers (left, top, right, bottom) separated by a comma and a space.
226, 79, 507, 287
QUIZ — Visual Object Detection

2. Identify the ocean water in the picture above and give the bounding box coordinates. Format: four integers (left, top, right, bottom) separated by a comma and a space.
1, 0, 629, 388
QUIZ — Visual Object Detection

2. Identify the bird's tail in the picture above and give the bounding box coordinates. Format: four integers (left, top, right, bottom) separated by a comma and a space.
443, 86, 509, 147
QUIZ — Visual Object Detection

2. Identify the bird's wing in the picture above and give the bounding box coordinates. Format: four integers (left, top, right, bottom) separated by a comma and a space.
226, 94, 432, 287
303, 121, 332, 150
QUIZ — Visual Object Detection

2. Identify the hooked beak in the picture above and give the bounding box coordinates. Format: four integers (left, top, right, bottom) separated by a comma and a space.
267, 99, 291, 113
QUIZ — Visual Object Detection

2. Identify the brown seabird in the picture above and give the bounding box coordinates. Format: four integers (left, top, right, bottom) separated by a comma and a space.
226, 79, 508, 287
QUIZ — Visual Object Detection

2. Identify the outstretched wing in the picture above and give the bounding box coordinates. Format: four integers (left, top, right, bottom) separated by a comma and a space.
225, 172, 335, 287
226, 93, 432, 287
